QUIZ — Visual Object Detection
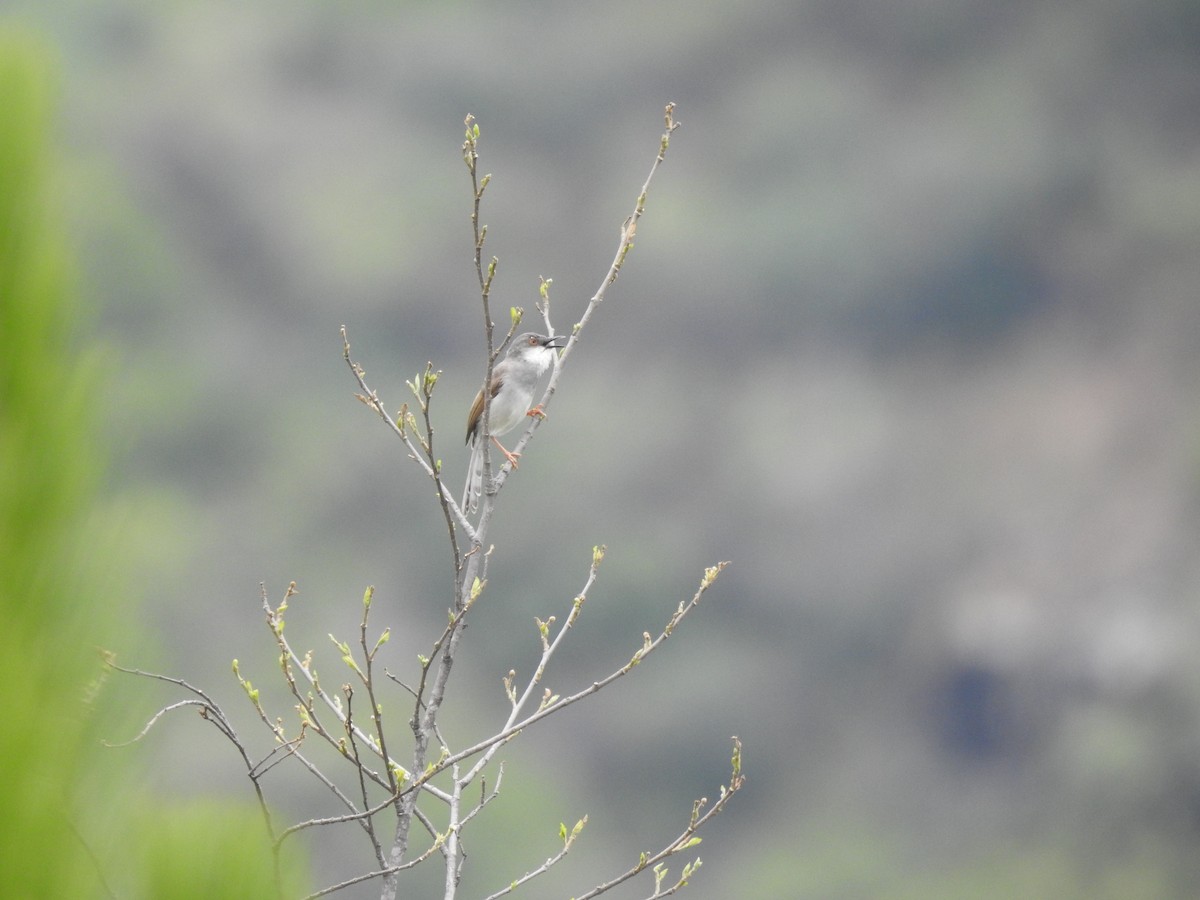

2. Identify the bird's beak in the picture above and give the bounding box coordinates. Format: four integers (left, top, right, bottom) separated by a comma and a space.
544, 335, 568, 348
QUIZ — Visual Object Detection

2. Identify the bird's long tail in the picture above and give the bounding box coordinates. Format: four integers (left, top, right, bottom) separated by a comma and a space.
463, 438, 484, 514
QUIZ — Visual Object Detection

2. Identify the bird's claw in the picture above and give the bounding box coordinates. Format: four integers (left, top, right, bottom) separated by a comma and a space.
490, 435, 522, 468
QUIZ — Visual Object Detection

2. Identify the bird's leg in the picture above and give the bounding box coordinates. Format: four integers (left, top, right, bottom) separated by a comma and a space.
491, 435, 521, 468
487, 406, 548, 471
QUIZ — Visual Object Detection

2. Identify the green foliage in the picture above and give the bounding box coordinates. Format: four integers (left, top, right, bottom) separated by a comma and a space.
0, 28, 305, 898
0, 29, 107, 897
137, 802, 307, 900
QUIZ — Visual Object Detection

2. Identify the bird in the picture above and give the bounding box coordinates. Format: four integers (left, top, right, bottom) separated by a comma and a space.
462, 332, 566, 513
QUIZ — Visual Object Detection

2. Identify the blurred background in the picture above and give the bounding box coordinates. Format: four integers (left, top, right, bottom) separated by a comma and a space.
8, 0, 1200, 896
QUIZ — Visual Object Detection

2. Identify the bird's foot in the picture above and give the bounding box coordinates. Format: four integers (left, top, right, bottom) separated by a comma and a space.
526, 404, 548, 421
491, 435, 521, 468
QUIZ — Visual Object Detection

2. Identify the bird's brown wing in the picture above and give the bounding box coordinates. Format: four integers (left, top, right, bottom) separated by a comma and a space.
465, 373, 505, 444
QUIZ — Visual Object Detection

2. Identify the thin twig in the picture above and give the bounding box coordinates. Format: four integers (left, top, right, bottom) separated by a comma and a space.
247, 735, 305, 780
405, 560, 730, 798
358, 589, 399, 799
103, 661, 278, 840
276, 788, 402, 846
301, 827, 446, 900
258, 584, 452, 800
342, 687, 386, 867
573, 737, 745, 900
488, 103, 679, 499
459, 545, 606, 787
102, 698, 212, 747
103, 658, 286, 896
480, 813, 586, 900
415, 363, 464, 576
341, 329, 476, 546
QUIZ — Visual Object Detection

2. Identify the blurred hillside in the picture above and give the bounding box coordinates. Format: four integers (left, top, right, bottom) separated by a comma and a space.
11, 0, 1200, 896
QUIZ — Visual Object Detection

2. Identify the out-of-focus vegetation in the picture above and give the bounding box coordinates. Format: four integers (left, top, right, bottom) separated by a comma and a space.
0, 29, 105, 897
0, 28, 306, 899
7, 0, 1200, 896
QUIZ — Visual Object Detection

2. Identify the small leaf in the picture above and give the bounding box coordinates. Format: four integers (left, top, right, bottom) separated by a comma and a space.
653, 863, 668, 890
701, 561, 730, 589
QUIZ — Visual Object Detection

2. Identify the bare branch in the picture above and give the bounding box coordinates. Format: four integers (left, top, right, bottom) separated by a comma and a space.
342, 686, 387, 867
421, 559, 730, 788
572, 737, 745, 900
111, 106, 739, 900
480, 814, 587, 900
247, 734, 305, 780
276, 787, 401, 847
103, 656, 281, 885
459, 544, 607, 786
301, 825, 446, 900
102, 698, 213, 747
257, 584, 454, 801
358, 588, 400, 798
341, 327, 476, 547
459, 761, 503, 830
488, 103, 680, 500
